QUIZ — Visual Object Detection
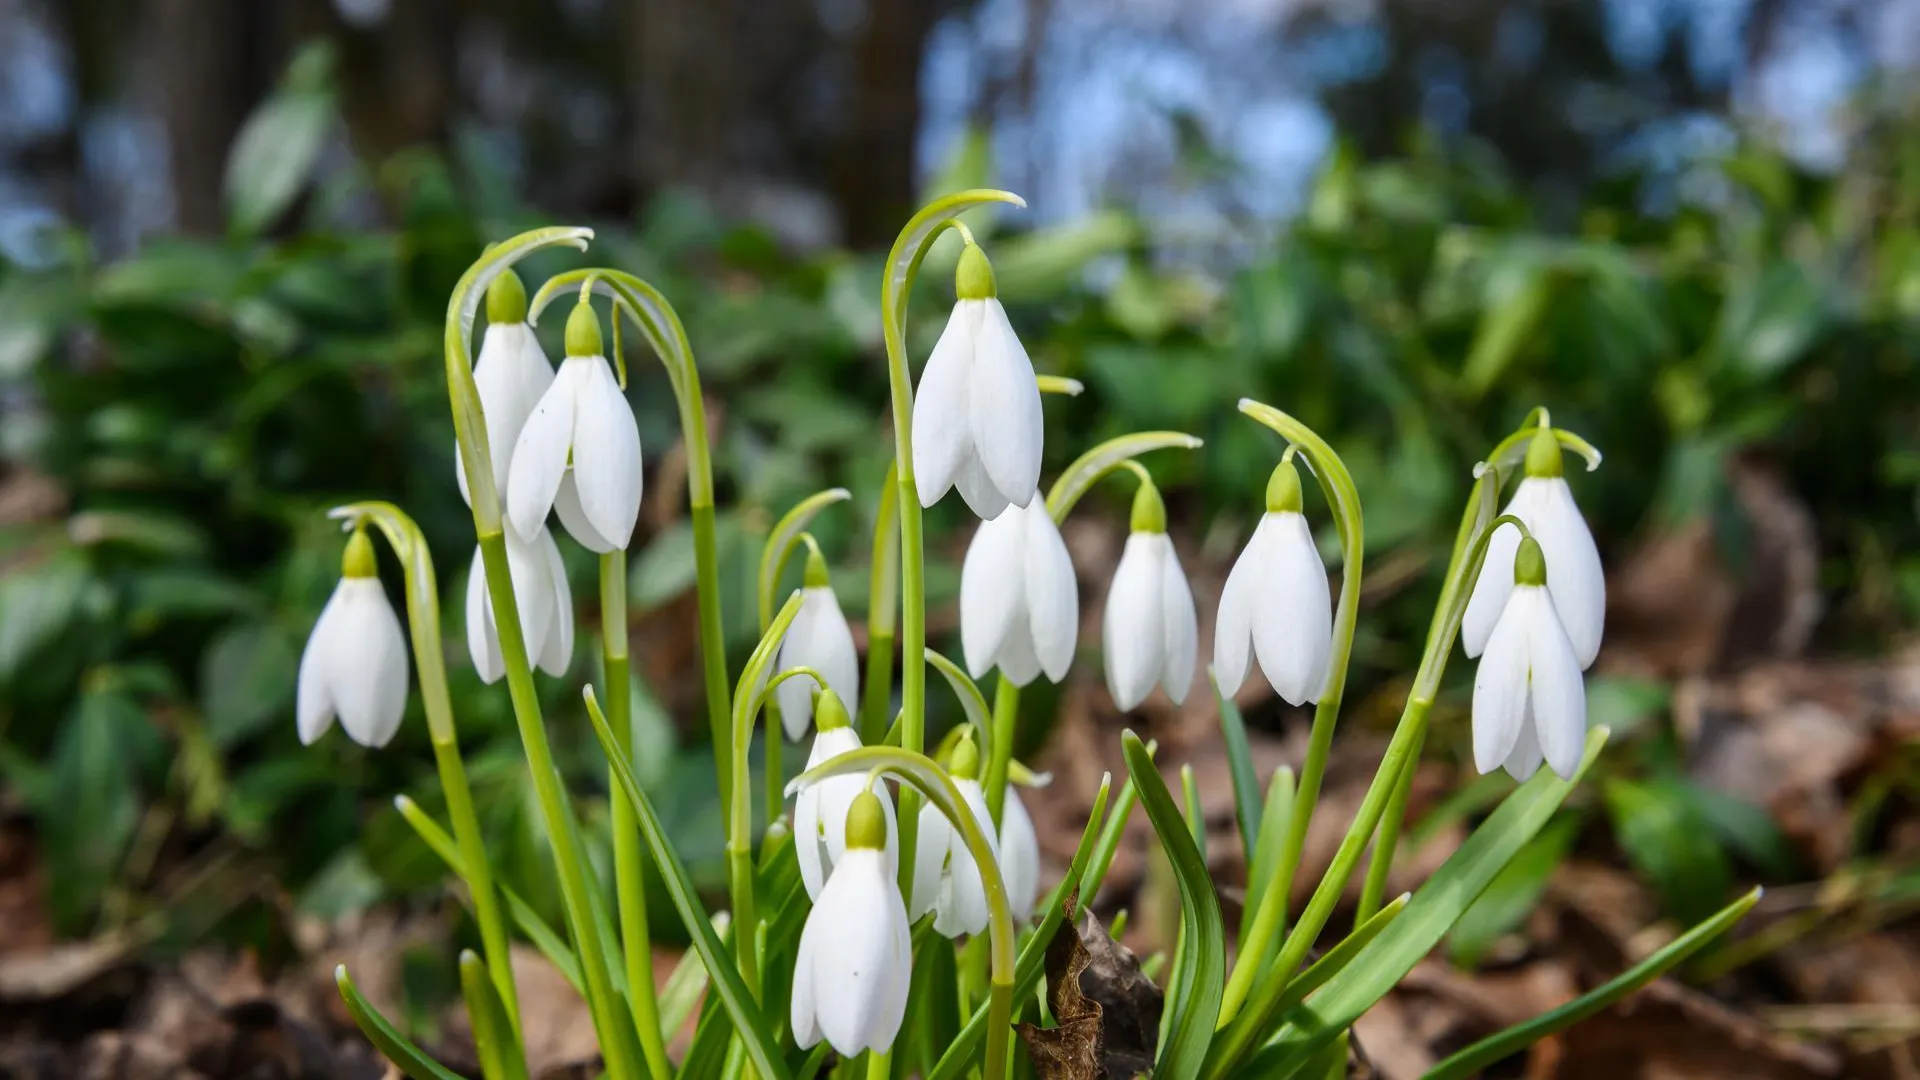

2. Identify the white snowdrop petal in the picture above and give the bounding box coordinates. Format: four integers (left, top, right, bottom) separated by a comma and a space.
553, 472, 616, 554
571, 357, 643, 551
953, 453, 1012, 521
1472, 587, 1539, 774
1251, 514, 1323, 705
911, 302, 979, 507
1463, 514, 1526, 659
473, 322, 555, 497
1159, 540, 1199, 706
535, 528, 574, 677
960, 513, 1024, 678
909, 804, 950, 921
465, 546, 505, 684
297, 590, 344, 744
813, 854, 898, 1054
505, 361, 582, 541
994, 628, 1044, 687
1502, 702, 1544, 782
1212, 537, 1260, 694
969, 300, 1044, 508
332, 580, 410, 748
1103, 534, 1166, 711
1000, 787, 1041, 921
789, 905, 823, 1049
795, 782, 828, 899
1023, 504, 1079, 683
1528, 597, 1589, 779
790, 586, 861, 738
1530, 478, 1606, 669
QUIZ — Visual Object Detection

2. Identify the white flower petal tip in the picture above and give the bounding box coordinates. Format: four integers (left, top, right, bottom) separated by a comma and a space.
911, 299, 1043, 519
1213, 511, 1333, 708
298, 577, 410, 748
505, 355, 642, 549
463, 529, 574, 684
1471, 584, 1589, 782
774, 587, 861, 742
1103, 533, 1198, 711
1462, 479, 1605, 669
959, 500, 1077, 687
790, 847, 912, 1057
999, 788, 1041, 921
907, 777, 1001, 938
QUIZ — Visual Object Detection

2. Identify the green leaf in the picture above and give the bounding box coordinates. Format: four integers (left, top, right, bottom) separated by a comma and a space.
1229, 727, 1609, 1079
1123, 730, 1224, 1080
459, 951, 530, 1080
44, 684, 147, 932
1675, 781, 1799, 879
1214, 679, 1264, 868
1239, 767, 1293, 959
1461, 260, 1551, 397
225, 43, 337, 236
1604, 777, 1732, 925
201, 620, 297, 748
335, 965, 469, 1080
1423, 888, 1762, 1080
0, 553, 90, 684
1447, 815, 1580, 967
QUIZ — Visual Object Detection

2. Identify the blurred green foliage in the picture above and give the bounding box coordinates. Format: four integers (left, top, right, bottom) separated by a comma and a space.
3, 58, 1919, 960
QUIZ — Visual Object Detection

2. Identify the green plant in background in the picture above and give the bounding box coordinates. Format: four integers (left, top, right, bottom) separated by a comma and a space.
275, 192, 1761, 1080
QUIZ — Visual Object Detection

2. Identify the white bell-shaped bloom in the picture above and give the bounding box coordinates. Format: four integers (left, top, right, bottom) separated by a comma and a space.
506, 301, 642, 553
999, 784, 1041, 921
961, 498, 1077, 686
794, 693, 897, 900
1462, 430, 1605, 669
1473, 537, 1588, 781
774, 550, 861, 741
910, 739, 1001, 937
791, 792, 912, 1058
1214, 462, 1333, 706
911, 243, 1043, 520
457, 271, 554, 508
465, 525, 574, 683
1103, 482, 1198, 710
298, 530, 409, 748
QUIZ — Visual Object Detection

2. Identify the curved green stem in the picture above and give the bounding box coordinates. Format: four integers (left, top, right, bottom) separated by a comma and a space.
788, 746, 1018, 1080
757, 491, 850, 828
1217, 401, 1365, 1028
861, 461, 901, 744
329, 502, 522, 1049
529, 268, 732, 837
1043, 431, 1204, 520
984, 677, 1021, 826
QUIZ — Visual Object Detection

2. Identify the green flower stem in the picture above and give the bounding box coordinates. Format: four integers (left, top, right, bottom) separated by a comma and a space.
1217, 400, 1365, 1027
861, 462, 900, 744
602, 551, 671, 1078
983, 676, 1020, 825
789, 745, 1018, 1080
332, 502, 521, 1046
758, 491, 850, 825
528, 268, 733, 837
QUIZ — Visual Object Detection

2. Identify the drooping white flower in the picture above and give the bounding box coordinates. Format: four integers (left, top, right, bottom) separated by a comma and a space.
910, 738, 1001, 938
1103, 481, 1198, 710
1472, 536, 1588, 781
1462, 429, 1605, 669
960, 498, 1077, 686
912, 243, 1043, 520
505, 300, 642, 553
457, 270, 554, 508
794, 692, 897, 900
465, 525, 574, 683
1214, 461, 1333, 706
999, 784, 1041, 921
774, 548, 861, 741
298, 529, 409, 748
791, 791, 912, 1058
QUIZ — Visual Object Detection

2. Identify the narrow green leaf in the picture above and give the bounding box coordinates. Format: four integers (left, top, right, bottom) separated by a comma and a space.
1605, 777, 1732, 925
1214, 680, 1264, 869
459, 951, 530, 1080
1239, 767, 1293, 958
926, 648, 994, 745
1123, 730, 1224, 1080
1448, 815, 1579, 967
1270, 894, 1408, 1023
1423, 888, 1762, 1080
658, 922, 720, 1042
224, 44, 336, 235
336, 965, 469, 1080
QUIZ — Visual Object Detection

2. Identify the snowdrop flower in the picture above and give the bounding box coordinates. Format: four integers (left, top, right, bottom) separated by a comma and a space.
1103, 479, 1198, 710
960, 498, 1077, 686
791, 790, 912, 1058
456, 270, 554, 509
1214, 461, 1333, 705
910, 737, 1001, 938
774, 546, 860, 741
998, 783, 1041, 921
1473, 535, 1588, 781
298, 529, 408, 748
506, 299, 643, 553
1463, 429, 1604, 668
465, 525, 574, 683
911, 242, 1043, 520
794, 691, 896, 900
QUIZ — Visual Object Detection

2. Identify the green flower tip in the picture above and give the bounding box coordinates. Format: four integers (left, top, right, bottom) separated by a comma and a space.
955, 242, 997, 301
815, 688, 850, 732
485, 269, 528, 325
948, 733, 981, 781
342, 528, 377, 579
845, 790, 888, 851
1514, 535, 1548, 587
1265, 460, 1304, 514
803, 543, 831, 589
1524, 428, 1564, 479
564, 299, 603, 358
1130, 477, 1167, 534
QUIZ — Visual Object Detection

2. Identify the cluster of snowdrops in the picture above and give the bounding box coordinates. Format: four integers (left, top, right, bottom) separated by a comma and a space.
296, 193, 1758, 1080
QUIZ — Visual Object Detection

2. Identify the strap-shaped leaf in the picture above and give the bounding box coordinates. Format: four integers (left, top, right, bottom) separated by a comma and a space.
459, 951, 530, 1080
1123, 730, 1224, 1080
1213, 677, 1263, 868
336, 965, 468, 1080
1422, 887, 1760, 1079
583, 689, 792, 1080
